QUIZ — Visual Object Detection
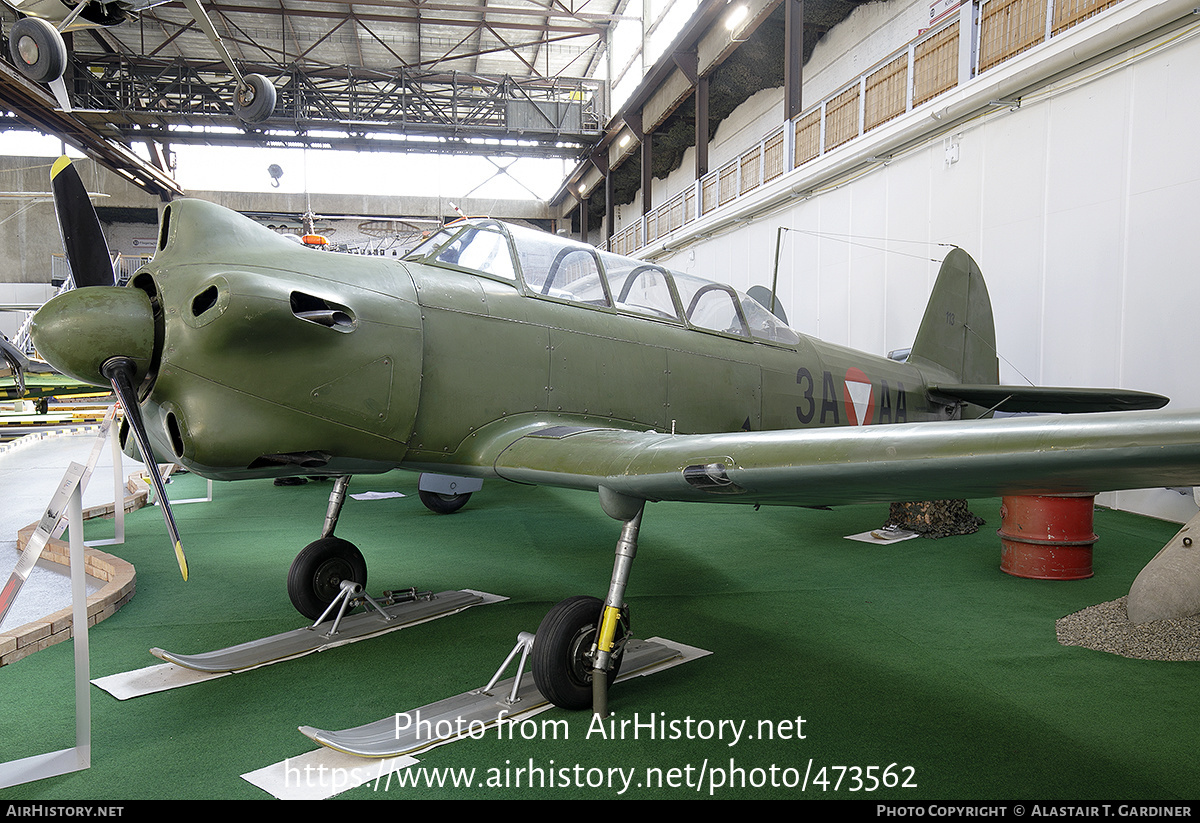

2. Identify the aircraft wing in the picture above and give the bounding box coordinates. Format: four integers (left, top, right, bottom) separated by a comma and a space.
0, 371, 108, 401
472, 411, 1200, 509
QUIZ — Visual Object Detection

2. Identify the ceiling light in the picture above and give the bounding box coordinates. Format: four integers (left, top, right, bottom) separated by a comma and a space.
725, 4, 749, 30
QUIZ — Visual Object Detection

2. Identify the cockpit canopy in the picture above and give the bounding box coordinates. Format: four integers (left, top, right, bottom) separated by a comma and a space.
404, 219, 800, 346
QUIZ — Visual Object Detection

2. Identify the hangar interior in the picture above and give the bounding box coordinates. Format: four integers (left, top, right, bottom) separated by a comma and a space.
3, 0, 1200, 802
2, 0, 1196, 520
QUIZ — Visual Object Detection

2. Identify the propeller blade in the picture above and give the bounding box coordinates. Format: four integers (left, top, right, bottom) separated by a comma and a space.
102, 357, 189, 582
50, 156, 115, 288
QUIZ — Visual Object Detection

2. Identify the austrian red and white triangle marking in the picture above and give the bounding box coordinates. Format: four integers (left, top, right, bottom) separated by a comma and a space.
843, 367, 874, 426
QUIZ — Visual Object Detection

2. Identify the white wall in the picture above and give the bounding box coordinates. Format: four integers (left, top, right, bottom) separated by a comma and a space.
654, 17, 1200, 522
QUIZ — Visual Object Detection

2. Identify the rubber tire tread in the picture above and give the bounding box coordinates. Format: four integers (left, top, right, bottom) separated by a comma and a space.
418, 489, 471, 514
532, 595, 625, 710
287, 536, 367, 620
235, 74, 276, 122
10, 18, 66, 83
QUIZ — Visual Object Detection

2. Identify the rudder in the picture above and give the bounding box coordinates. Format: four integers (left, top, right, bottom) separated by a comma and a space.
908, 248, 998, 386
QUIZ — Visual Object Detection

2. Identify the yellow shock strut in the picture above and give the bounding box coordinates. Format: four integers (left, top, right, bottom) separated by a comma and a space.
597, 604, 623, 653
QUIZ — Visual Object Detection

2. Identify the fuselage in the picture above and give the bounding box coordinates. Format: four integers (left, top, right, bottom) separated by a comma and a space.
397, 234, 955, 476
33, 202, 959, 482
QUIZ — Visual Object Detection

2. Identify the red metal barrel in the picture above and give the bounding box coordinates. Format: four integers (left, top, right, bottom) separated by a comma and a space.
998, 494, 1098, 580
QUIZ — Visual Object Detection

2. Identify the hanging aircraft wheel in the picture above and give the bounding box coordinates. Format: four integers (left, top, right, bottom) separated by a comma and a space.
287, 536, 367, 619
234, 74, 276, 123
9, 18, 67, 84
532, 595, 627, 710
418, 489, 471, 514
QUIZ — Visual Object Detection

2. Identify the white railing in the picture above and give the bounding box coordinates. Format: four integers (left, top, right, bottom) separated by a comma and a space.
609, 0, 1126, 255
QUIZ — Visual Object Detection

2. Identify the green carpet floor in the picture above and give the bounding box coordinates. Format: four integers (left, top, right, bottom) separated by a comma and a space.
1, 470, 1195, 800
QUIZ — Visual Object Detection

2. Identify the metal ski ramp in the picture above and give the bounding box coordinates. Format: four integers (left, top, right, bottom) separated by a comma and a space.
299, 636, 698, 759
151, 589, 486, 673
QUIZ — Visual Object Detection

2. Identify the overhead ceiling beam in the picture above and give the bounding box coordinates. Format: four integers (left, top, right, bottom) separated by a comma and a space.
266, 0, 638, 23
152, 2, 606, 36
784, 0, 803, 120
0, 62, 183, 199
75, 124, 594, 157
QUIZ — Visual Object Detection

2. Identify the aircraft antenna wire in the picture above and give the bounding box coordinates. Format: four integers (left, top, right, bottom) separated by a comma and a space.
962, 323, 1035, 387
784, 228, 955, 262
782, 231, 1034, 384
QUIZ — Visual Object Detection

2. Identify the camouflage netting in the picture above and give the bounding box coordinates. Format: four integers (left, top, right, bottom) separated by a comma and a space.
885, 500, 985, 539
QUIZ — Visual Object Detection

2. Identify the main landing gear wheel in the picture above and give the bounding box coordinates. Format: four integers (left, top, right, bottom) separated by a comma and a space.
418, 489, 471, 514
532, 595, 627, 710
9, 18, 67, 83
288, 536, 367, 620
234, 73, 275, 122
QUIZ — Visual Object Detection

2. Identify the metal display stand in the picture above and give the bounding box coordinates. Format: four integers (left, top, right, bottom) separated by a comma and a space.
0, 461, 92, 788
147, 464, 213, 507
1, 410, 112, 625
83, 410, 126, 548
161, 474, 213, 506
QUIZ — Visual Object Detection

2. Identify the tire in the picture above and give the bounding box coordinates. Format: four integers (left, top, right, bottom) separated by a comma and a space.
234, 73, 275, 122
9, 18, 67, 84
418, 489, 471, 514
532, 595, 628, 710
287, 536, 367, 619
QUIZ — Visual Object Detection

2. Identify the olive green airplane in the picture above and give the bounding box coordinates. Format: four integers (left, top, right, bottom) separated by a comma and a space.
23, 157, 1200, 713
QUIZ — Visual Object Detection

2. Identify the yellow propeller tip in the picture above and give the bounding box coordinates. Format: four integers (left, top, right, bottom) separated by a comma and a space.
50, 155, 71, 180
175, 541, 188, 582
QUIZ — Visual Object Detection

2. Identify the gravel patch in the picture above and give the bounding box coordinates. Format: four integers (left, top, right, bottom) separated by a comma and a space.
1056, 597, 1200, 661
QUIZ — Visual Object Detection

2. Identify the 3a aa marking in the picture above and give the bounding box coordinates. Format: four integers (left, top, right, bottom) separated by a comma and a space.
796, 367, 906, 426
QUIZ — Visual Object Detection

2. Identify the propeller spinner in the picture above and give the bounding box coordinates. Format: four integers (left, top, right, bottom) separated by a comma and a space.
33, 157, 189, 581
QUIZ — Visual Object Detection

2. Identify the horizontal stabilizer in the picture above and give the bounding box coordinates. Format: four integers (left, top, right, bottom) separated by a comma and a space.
927, 384, 1169, 414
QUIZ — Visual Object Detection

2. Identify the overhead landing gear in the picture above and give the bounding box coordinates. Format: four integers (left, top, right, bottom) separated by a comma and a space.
8, 18, 66, 84
233, 73, 276, 123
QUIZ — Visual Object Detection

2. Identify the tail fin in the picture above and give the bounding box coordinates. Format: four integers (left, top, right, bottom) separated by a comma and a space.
908, 248, 998, 386
911, 249, 1170, 414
